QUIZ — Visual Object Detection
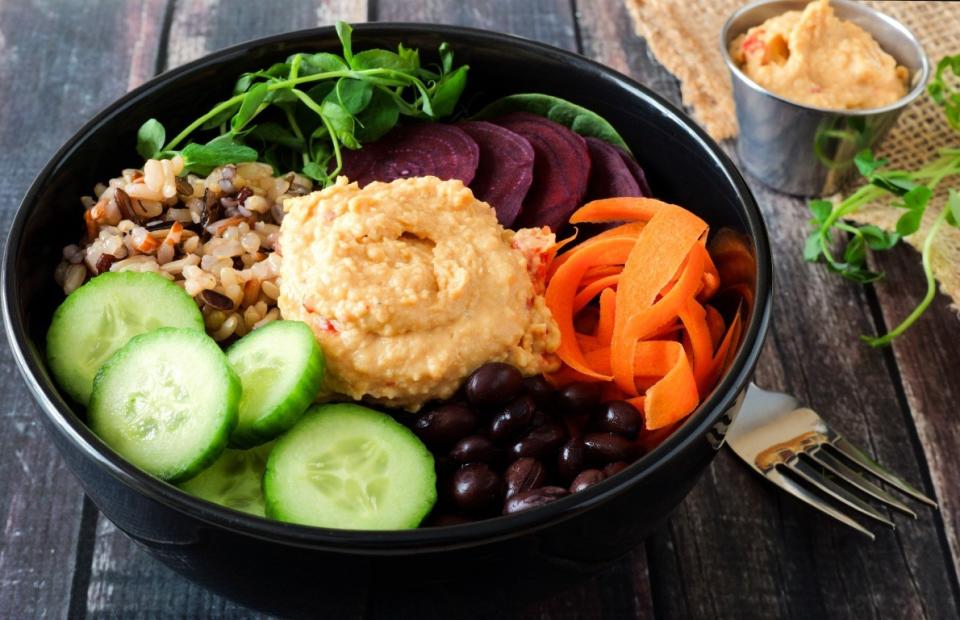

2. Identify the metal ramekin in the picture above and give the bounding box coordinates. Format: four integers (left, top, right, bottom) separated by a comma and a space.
721, 0, 930, 196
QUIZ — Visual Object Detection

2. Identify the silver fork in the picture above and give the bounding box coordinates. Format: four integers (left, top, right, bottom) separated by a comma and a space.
726, 384, 937, 540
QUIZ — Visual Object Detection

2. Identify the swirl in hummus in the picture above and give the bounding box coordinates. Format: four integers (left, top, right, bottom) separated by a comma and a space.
730, 0, 909, 110
278, 176, 561, 410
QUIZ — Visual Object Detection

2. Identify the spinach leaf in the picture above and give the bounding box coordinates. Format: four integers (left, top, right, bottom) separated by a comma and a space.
472, 93, 632, 153
180, 139, 258, 175
231, 83, 268, 133
350, 49, 417, 72
354, 88, 400, 142
335, 78, 373, 114
294, 52, 348, 76
430, 66, 468, 118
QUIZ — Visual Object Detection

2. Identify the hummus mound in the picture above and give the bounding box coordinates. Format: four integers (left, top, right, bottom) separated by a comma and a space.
731, 0, 909, 110
278, 176, 561, 410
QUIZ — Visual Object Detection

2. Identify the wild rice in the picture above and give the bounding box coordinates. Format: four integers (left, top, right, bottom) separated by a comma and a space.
56, 159, 313, 342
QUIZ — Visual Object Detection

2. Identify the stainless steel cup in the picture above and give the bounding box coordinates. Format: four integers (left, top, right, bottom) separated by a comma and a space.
721, 0, 929, 196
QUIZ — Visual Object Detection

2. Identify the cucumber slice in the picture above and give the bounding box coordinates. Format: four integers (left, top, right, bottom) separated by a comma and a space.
226, 320, 325, 448
264, 404, 436, 530
179, 441, 274, 516
47, 272, 204, 405
89, 328, 240, 482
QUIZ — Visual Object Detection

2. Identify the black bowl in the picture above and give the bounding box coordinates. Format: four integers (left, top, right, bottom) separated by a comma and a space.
2, 24, 771, 616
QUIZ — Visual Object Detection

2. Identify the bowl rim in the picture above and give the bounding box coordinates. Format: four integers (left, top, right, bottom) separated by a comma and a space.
719, 0, 931, 116
2, 22, 772, 553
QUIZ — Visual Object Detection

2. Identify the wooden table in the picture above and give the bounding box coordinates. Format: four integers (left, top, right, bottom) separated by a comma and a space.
1, 0, 958, 617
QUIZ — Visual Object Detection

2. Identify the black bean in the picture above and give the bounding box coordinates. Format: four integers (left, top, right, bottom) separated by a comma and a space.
452, 463, 503, 514
570, 469, 605, 493
449, 435, 500, 465
503, 486, 569, 515
595, 401, 642, 439
489, 395, 535, 445
556, 382, 602, 414
583, 433, 637, 465
232, 256, 245, 270
413, 403, 477, 448
557, 438, 586, 483
200, 289, 235, 311
603, 461, 629, 478
465, 362, 523, 407
510, 422, 566, 460
522, 375, 554, 408
504, 457, 546, 498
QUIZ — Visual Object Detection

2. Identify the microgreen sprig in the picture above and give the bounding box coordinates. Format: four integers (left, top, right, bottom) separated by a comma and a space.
804, 54, 960, 346
135, 21, 468, 184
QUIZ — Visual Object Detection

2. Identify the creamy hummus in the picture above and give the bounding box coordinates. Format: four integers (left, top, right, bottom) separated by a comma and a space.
278, 176, 560, 410
731, 0, 909, 110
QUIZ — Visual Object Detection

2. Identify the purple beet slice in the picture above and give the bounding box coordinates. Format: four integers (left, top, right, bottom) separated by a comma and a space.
584, 136, 642, 201
617, 147, 652, 197
491, 112, 591, 231
457, 121, 535, 227
338, 123, 480, 187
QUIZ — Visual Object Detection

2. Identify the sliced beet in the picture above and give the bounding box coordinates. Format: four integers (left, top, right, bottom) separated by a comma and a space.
491, 112, 590, 231
584, 136, 642, 200
457, 121, 535, 227
616, 147, 652, 197
338, 123, 480, 187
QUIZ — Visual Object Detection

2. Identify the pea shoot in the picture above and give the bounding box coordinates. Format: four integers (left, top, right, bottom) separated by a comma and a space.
805, 54, 960, 346
134, 21, 468, 184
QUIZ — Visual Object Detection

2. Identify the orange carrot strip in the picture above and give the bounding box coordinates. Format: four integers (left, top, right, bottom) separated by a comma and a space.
678, 298, 713, 393
705, 305, 726, 349
643, 344, 699, 430
703, 309, 743, 392
582, 264, 623, 282
569, 197, 673, 224
584, 341, 682, 378
596, 288, 616, 345
576, 221, 647, 246
573, 274, 620, 313
612, 205, 707, 394
546, 237, 635, 379
545, 229, 578, 265
621, 243, 706, 344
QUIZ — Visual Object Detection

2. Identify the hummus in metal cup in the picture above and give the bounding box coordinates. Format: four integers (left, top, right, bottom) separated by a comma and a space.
278, 176, 561, 410
730, 0, 909, 110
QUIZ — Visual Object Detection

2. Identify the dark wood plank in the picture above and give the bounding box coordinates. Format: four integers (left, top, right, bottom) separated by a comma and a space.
870, 244, 960, 578
0, 1, 168, 617
576, 1, 960, 618
80, 2, 368, 618
370, 1, 656, 618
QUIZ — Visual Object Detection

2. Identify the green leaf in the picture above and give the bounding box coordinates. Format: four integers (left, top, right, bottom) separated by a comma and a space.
430, 65, 468, 118
808, 199, 833, 224
870, 173, 918, 196
843, 234, 866, 266
136, 119, 166, 160
853, 149, 886, 177
473, 93, 632, 153
336, 21, 354, 65
803, 232, 823, 262
946, 188, 960, 227
896, 208, 924, 236
354, 88, 400, 143
200, 102, 241, 130
858, 224, 900, 250
302, 161, 331, 184
439, 42, 453, 75
248, 122, 305, 150
180, 140, 258, 175
903, 185, 933, 211
295, 52, 348, 76
320, 100, 356, 144
231, 83, 268, 133
350, 49, 417, 72
334, 78, 373, 114
397, 44, 420, 70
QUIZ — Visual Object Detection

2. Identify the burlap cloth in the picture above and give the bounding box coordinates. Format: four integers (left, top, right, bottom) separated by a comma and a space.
625, 0, 960, 310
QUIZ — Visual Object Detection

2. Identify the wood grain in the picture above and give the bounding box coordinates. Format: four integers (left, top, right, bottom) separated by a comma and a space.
0, 0, 167, 617
870, 245, 960, 581
576, 1, 960, 618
